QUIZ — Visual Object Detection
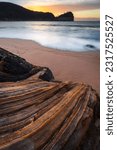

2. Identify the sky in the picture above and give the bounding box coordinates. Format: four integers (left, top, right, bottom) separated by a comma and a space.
0, 0, 100, 20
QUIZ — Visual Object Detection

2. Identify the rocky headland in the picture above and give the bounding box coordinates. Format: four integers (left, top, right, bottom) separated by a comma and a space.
0, 2, 74, 21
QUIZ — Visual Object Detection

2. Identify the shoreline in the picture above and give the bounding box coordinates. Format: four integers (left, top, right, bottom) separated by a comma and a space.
0, 38, 100, 94
0, 37, 100, 53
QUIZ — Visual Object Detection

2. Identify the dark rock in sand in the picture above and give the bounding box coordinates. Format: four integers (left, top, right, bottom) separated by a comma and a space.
38, 67, 54, 81
0, 47, 54, 82
86, 44, 96, 49
0, 47, 33, 75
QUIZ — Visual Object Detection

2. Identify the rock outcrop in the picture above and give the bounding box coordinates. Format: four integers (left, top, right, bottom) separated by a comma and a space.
0, 2, 74, 21
0, 48, 99, 150
56, 12, 74, 21
0, 48, 54, 82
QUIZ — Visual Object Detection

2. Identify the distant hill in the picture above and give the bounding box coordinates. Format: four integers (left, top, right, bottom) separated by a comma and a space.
0, 2, 74, 21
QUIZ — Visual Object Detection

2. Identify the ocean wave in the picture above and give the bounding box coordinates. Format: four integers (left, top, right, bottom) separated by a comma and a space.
0, 21, 100, 52
29, 33, 100, 52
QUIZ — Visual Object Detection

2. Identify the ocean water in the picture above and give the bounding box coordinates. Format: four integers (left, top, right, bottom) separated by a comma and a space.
0, 21, 100, 52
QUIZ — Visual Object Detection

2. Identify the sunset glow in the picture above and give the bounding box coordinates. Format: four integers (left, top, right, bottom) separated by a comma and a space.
1, 0, 100, 21
74, 9, 100, 20
25, 5, 99, 20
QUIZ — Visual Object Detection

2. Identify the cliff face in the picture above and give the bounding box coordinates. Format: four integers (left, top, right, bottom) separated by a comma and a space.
0, 2, 74, 21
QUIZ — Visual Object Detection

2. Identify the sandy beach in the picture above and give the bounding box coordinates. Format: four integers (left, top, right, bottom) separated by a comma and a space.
0, 38, 100, 94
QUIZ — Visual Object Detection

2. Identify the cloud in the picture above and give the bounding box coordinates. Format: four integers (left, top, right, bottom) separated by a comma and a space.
32, 3, 99, 13
0, 0, 26, 5
26, 0, 100, 6
0, 0, 100, 7
51, 2, 100, 11
1, 0, 99, 11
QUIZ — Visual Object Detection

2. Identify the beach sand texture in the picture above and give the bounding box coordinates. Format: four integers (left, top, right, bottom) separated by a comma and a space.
0, 38, 100, 93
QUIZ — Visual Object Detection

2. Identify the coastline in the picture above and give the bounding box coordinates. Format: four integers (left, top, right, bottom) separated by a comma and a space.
0, 38, 100, 94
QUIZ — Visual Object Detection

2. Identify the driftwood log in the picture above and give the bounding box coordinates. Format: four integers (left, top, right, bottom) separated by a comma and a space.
0, 48, 100, 150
